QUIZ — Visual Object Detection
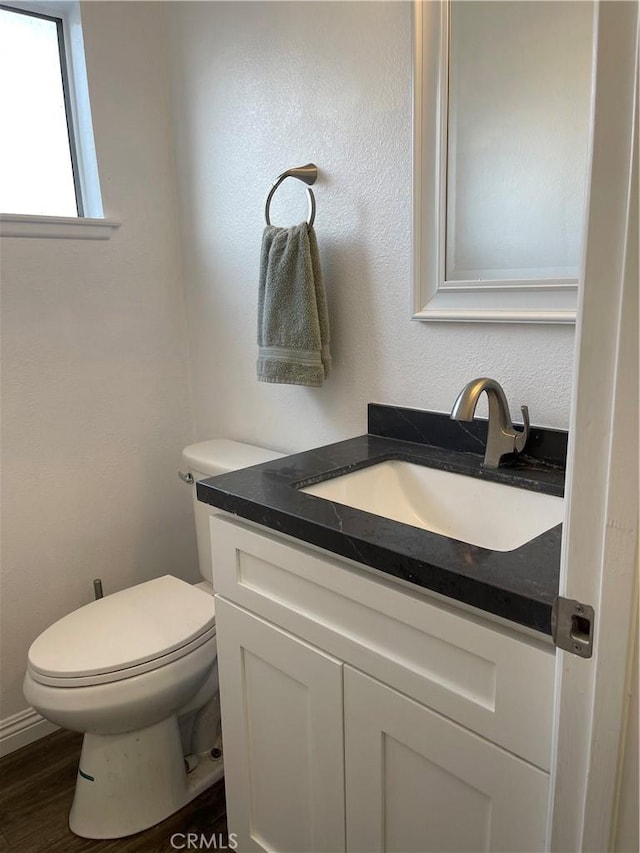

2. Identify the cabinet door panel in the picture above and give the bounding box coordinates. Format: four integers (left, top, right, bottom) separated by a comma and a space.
344, 666, 549, 853
215, 598, 345, 853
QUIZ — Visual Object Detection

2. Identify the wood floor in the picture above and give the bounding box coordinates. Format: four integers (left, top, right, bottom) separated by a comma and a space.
0, 730, 228, 852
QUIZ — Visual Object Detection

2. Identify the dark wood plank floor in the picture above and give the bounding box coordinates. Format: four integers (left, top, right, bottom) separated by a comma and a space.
0, 730, 228, 852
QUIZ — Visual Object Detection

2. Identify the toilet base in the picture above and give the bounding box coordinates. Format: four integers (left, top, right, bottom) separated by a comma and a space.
69, 716, 224, 839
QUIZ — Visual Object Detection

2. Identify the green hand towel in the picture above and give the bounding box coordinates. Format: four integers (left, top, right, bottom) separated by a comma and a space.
257, 223, 331, 386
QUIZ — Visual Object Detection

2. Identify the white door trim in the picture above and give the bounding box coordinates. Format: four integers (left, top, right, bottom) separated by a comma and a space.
549, 2, 639, 850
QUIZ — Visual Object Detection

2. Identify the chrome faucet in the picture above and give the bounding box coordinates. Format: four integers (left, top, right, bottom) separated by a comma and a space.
450, 378, 530, 468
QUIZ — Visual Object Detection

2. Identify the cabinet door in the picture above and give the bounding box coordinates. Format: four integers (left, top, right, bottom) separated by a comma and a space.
215, 598, 345, 853
344, 666, 549, 853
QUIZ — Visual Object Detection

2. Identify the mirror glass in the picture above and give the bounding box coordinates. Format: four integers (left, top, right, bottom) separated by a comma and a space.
446, 1, 593, 284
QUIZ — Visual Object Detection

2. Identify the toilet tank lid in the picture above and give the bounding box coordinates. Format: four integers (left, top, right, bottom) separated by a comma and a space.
182, 439, 283, 476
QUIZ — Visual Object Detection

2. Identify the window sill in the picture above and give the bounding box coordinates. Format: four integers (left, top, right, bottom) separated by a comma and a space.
0, 214, 121, 240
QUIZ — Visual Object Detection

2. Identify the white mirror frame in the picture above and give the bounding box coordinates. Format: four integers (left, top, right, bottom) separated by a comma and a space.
412, 0, 584, 324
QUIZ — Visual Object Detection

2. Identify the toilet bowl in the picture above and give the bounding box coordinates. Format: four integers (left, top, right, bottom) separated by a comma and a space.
23, 440, 283, 839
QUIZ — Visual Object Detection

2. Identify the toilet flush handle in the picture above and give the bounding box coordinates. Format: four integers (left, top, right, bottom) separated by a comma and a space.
178, 470, 194, 485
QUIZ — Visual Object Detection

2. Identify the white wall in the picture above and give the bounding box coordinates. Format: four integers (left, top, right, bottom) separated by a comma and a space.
0, 2, 196, 725
165, 0, 576, 455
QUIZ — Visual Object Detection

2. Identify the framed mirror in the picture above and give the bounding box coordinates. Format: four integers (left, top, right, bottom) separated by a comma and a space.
412, 1, 594, 323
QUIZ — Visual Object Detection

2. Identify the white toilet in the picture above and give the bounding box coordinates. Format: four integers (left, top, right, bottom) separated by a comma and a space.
23, 439, 282, 840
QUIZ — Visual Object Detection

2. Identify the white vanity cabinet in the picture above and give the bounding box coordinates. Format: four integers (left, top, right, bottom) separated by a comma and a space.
211, 516, 555, 853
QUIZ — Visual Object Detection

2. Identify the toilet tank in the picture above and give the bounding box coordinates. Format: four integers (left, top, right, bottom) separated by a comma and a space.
182, 440, 284, 587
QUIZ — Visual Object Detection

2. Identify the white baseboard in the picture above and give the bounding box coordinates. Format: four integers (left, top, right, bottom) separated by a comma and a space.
0, 708, 59, 757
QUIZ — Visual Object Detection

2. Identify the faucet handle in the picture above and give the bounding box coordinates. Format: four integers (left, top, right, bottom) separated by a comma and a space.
514, 405, 530, 454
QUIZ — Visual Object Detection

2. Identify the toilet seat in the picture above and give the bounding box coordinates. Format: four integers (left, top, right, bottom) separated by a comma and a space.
27, 576, 216, 688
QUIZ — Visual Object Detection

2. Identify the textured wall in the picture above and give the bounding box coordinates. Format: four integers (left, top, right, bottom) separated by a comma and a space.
166, 0, 576, 455
0, 2, 196, 720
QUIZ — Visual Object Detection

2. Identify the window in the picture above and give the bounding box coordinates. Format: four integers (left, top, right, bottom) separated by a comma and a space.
0, 0, 116, 236
0, 3, 80, 215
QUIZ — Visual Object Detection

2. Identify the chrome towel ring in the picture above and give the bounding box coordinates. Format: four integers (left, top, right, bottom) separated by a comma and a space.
264, 163, 318, 229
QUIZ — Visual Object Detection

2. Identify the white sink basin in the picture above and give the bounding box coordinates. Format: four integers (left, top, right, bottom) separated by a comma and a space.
301, 460, 563, 552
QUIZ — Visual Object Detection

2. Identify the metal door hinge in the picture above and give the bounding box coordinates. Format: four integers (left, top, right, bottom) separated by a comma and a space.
551, 597, 595, 658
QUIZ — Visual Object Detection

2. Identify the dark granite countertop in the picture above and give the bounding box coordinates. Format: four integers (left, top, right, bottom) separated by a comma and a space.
197, 405, 567, 635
